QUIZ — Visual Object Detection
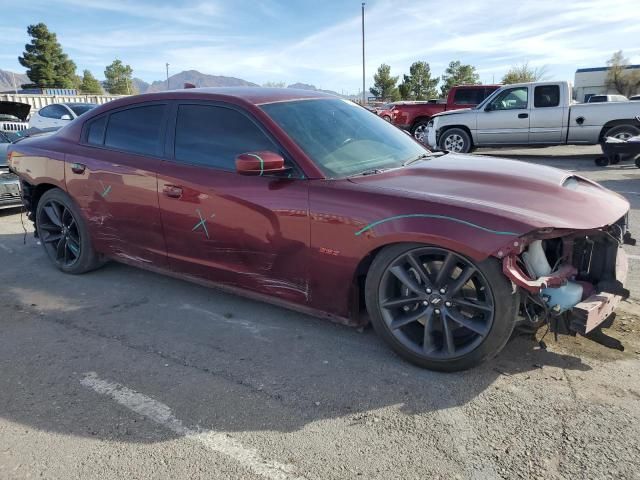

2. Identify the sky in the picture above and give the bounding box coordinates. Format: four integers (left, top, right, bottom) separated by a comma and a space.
1, 0, 639, 94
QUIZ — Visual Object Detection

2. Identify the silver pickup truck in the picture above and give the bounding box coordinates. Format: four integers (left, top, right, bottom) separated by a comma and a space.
423, 81, 640, 153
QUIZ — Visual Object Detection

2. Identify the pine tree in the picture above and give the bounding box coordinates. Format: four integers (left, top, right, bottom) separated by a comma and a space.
104, 59, 137, 95
406, 61, 439, 100
78, 70, 104, 94
18, 23, 77, 88
440, 61, 480, 97
369, 64, 399, 101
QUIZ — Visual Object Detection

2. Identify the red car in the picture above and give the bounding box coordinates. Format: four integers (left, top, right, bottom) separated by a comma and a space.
392, 85, 501, 140
8, 88, 633, 371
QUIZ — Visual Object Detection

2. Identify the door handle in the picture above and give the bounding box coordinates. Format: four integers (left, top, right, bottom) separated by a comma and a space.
71, 162, 86, 174
518, 113, 529, 119
163, 184, 183, 198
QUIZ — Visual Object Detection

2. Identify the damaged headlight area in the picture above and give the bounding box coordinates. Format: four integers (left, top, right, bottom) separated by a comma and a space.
502, 214, 635, 351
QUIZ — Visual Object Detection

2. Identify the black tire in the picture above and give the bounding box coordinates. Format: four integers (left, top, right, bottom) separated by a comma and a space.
36, 188, 102, 274
411, 120, 431, 143
595, 156, 610, 167
604, 125, 640, 160
365, 243, 518, 371
382, 115, 391, 122
438, 127, 473, 153
635, 156, 640, 169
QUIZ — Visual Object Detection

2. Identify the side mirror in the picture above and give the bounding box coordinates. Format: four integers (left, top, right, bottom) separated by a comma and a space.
484, 104, 494, 112
236, 151, 287, 176
60, 114, 72, 120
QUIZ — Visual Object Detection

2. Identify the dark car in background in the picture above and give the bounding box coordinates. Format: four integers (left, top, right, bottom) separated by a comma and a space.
7, 87, 632, 371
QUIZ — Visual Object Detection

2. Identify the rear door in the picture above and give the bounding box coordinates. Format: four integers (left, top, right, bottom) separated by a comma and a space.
65, 102, 169, 265
529, 84, 566, 144
156, 102, 310, 303
476, 86, 530, 145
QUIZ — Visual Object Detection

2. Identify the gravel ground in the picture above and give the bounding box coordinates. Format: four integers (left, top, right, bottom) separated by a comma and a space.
1, 145, 639, 480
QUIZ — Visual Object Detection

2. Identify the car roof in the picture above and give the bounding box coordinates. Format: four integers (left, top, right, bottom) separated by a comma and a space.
127, 87, 336, 107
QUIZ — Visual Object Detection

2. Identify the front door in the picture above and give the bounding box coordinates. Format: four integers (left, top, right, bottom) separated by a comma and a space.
65, 102, 170, 266
476, 86, 530, 145
157, 102, 310, 303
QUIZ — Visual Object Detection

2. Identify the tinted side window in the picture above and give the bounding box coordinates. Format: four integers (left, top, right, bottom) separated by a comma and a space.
534, 85, 560, 108
86, 116, 107, 145
39, 105, 68, 119
104, 104, 166, 156
174, 105, 276, 170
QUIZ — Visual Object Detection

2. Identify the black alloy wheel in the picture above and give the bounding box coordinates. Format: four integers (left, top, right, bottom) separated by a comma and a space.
38, 198, 82, 268
366, 244, 517, 371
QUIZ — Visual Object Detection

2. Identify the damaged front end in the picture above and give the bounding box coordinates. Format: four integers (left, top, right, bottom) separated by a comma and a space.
501, 214, 635, 351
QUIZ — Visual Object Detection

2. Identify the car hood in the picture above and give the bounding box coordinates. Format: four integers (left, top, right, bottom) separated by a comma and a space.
432, 108, 474, 119
0, 101, 31, 122
348, 154, 629, 232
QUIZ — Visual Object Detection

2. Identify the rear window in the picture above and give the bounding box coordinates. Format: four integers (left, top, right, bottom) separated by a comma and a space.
534, 85, 560, 108
104, 104, 167, 156
86, 116, 107, 145
452, 88, 488, 105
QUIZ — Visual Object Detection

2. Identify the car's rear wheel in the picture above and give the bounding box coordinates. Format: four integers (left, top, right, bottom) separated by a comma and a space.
365, 244, 518, 371
36, 189, 102, 274
603, 125, 640, 161
411, 120, 430, 143
438, 128, 472, 153
382, 115, 391, 122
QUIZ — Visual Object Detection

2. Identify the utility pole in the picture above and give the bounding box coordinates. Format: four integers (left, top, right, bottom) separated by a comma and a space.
166, 63, 170, 90
361, 2, 366, 106
11, 71, 18, 94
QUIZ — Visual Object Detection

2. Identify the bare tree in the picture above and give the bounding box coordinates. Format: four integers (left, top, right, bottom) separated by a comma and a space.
502, 62, 548, 84
606, 51, 640, 97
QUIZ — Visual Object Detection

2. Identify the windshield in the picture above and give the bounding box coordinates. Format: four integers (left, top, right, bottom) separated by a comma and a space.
261, 98, 430, 178
67, 104, 96, 116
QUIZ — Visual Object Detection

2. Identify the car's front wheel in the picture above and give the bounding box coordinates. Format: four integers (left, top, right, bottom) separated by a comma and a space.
36, 188, 102, 274
365, 244, 518, 371
438, 128, 472, 153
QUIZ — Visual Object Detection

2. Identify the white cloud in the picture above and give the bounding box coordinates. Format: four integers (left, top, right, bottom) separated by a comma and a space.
4, 0, 640, 92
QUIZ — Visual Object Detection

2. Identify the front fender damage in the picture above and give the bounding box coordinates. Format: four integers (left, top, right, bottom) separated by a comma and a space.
498, 216, 635, 351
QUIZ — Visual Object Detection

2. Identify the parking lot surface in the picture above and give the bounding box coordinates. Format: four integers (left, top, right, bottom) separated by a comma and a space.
1, 145, 639, 480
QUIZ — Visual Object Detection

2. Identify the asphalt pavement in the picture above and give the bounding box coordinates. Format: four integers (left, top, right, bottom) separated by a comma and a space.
1, 145, 639, 480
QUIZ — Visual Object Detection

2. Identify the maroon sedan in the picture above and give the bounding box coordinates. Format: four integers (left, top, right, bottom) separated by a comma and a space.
8, 88, 633, 371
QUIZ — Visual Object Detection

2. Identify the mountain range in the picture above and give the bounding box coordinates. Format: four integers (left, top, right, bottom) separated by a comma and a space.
0, 68, 341, 97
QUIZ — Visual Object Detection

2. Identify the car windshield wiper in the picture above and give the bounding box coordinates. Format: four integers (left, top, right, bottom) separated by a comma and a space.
402, 153, 432, 167
349, 168, 388, 177
402, 151, 448, 167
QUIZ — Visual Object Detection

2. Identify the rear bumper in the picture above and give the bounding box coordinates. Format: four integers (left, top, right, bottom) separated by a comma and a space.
0, 172, 22, 209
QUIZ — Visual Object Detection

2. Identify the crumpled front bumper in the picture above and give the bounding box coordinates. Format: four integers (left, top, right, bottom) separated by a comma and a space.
570, 247, 628, 334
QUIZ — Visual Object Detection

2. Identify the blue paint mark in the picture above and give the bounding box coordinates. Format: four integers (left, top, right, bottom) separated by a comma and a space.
192, 209, 210, 239
68, 243, 79, 254
101, 185, 112, 198
246, 153, 265, 176
354, 214, 520, 237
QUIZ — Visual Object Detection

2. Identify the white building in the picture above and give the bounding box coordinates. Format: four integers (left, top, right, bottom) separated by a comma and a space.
574, 65, 640, 102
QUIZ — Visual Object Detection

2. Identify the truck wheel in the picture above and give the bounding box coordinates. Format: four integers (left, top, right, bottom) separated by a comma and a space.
411, 120, 431, 143
606, 124, 640, 141
438, 128, 472, 153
